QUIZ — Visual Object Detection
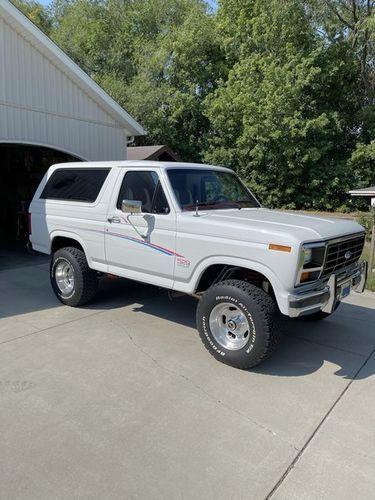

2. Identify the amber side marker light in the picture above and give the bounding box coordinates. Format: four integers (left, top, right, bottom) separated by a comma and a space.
300, 271, 311, 282
269, 244, 292, 253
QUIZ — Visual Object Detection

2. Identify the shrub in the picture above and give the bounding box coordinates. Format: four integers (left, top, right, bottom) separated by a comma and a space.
356, 211, 374, 241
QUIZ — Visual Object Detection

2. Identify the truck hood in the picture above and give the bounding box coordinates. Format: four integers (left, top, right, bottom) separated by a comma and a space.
185, 208, 364, 243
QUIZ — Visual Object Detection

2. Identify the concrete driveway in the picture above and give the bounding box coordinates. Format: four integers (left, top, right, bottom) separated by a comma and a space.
0, 257, 374, 499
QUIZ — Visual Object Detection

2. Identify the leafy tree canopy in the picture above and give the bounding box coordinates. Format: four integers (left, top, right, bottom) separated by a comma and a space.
205, 0, 367, 209
13, 0, 375, 210
47, 0, 224, 161
13, 0, 53, 34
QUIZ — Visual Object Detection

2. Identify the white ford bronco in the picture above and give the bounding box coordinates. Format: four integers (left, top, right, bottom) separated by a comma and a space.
29, 161, 368, 369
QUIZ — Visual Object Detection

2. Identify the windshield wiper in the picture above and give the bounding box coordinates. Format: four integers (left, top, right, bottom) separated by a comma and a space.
184, 200, 242, 210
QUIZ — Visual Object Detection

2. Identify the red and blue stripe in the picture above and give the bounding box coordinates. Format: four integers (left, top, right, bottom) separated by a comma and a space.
106, 230, 185, 258
72, 224, 186, 259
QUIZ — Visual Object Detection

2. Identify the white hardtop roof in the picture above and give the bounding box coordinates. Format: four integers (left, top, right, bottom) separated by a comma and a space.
0, 0, 145, 136
50, 161, 234, 173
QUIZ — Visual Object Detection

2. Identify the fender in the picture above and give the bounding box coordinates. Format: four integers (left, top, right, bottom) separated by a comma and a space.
173, 255, 289, 315
49, 229, 109, 273
49, 229, 89, 259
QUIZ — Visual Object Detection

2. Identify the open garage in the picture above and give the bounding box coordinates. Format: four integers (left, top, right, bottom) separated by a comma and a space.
0, 144, 80, 245
0, 0, 144, 253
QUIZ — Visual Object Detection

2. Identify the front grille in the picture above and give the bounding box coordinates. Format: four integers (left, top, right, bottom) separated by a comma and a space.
321, 233, 365, 278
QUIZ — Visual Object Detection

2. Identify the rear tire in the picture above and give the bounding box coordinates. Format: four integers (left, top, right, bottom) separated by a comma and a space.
50, 247, 98, 306
196, 280, 282, 370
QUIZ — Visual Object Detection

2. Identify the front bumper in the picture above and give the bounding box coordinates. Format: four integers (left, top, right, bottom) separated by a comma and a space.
288, 261, 368, 318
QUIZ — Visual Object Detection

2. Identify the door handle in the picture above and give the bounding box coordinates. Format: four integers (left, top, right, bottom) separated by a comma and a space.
107, 216, 121, 223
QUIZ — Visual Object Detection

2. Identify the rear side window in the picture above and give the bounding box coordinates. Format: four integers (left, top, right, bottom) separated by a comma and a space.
40, 168, 110, 202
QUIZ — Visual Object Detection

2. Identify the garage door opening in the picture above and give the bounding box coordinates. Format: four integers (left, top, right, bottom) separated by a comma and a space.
0, 143, 82, 266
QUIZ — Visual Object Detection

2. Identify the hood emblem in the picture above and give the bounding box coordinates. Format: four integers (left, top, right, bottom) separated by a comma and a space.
344, 251, 352, 260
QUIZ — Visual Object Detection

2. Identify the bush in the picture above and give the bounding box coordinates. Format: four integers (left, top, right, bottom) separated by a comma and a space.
356, 211, 374, 241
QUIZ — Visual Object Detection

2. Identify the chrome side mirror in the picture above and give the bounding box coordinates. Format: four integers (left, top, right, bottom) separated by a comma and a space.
121, 199, 142, 214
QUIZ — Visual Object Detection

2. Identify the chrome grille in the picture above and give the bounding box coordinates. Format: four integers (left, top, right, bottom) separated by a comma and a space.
321, 233, 365, 278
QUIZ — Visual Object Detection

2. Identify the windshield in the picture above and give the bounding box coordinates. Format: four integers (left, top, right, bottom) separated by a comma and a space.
167, 169, 260, 211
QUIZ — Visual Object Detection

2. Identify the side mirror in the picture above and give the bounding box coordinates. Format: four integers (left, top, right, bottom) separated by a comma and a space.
121, 199, 142, 214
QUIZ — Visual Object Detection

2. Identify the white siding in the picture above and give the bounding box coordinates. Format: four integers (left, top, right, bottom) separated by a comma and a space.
0, 16, 127, 160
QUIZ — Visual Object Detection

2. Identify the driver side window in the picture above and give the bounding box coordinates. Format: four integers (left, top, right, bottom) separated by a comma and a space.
116, 170, 170, 214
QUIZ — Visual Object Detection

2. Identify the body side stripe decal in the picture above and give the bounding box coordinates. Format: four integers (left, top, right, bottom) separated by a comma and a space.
68, 226, 185, 258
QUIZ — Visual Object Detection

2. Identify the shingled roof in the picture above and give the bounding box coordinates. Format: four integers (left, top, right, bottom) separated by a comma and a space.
127, 145, 180, 161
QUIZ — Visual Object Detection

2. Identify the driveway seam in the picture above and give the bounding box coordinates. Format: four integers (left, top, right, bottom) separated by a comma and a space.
291, 334, 370, 358
265, 346, 375, 499
0, 309, 108, 347
0, 262, 49, 273
110, 318, 301, 453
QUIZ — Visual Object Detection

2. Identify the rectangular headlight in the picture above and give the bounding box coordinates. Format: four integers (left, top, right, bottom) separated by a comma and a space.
296, 243, 326, 285
302, 247, 312, 265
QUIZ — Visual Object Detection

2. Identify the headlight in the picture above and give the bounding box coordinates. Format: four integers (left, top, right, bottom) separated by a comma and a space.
296, 243, 326, 285
302, 247, 312, 265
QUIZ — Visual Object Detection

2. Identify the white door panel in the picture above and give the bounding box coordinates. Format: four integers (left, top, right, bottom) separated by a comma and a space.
105, 169, 176, 287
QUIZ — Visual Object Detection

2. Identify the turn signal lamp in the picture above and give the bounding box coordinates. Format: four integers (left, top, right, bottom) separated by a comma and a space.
300, 271, 311, 283
269, 244, 292, 253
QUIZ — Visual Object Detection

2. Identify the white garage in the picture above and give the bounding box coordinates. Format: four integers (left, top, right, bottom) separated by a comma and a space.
0, 0, 145, 245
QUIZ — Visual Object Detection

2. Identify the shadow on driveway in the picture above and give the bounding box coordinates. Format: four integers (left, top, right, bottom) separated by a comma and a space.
100, 279, 375, 381
0, 260, 374, 381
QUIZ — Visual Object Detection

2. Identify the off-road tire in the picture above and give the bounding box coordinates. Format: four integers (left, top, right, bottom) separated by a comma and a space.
196, 280, 282, 369
50, 247, 98, 306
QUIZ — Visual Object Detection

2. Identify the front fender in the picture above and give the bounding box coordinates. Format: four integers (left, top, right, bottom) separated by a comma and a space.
174, 256, 289, 315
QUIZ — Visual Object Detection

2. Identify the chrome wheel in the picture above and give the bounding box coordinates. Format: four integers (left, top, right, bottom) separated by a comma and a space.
55, 260, 75, 295
209, 302, 251, 350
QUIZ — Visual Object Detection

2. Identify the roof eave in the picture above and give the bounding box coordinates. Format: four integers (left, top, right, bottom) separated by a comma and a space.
1, 0, 146, 136
349, 190, 375, 196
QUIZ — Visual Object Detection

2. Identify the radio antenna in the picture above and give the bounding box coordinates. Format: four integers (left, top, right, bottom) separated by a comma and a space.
194, 200, 199, 217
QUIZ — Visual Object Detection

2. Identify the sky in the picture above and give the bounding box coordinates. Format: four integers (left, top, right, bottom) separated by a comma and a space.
206, 0, 218, 10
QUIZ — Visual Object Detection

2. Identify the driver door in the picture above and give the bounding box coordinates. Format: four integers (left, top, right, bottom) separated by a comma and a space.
105, 169, 176, 288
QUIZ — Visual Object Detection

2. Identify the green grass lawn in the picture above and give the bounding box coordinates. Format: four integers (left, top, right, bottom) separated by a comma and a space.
361, 242, 375, 292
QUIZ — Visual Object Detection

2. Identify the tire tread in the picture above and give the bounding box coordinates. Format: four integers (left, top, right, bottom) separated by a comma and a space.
197, 279, 282, 369
51, 247, 98, 306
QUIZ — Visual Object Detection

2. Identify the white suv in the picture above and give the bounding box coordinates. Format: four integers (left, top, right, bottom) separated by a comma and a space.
29, 161, 367, 369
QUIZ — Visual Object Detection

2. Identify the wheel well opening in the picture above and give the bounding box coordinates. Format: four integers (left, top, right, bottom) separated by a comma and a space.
51, 237, 84, 253
195, 265, 274, 297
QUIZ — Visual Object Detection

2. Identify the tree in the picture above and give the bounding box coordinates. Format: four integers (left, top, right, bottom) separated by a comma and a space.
306, 1, 375, 194
349, 140, 375, 184
204, 0, 366, 209
306, 1, 374, 106
13, 0, 373, 210
12, 0, 53, 35
47, 0, 224, 161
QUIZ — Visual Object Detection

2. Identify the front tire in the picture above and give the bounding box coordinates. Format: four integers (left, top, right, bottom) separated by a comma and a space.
50, 247, 98, 306
196, 280, 282, 369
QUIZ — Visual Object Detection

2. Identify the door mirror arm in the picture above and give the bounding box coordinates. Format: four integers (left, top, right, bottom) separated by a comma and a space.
121, 199, 148, 239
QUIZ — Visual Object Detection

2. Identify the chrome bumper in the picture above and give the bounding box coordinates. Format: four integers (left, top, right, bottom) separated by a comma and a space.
288, 261, 368, 318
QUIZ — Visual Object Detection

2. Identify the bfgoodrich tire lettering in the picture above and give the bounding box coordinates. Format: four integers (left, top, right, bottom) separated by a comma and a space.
196, 280, 282, 369
50, 247, 98, 307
